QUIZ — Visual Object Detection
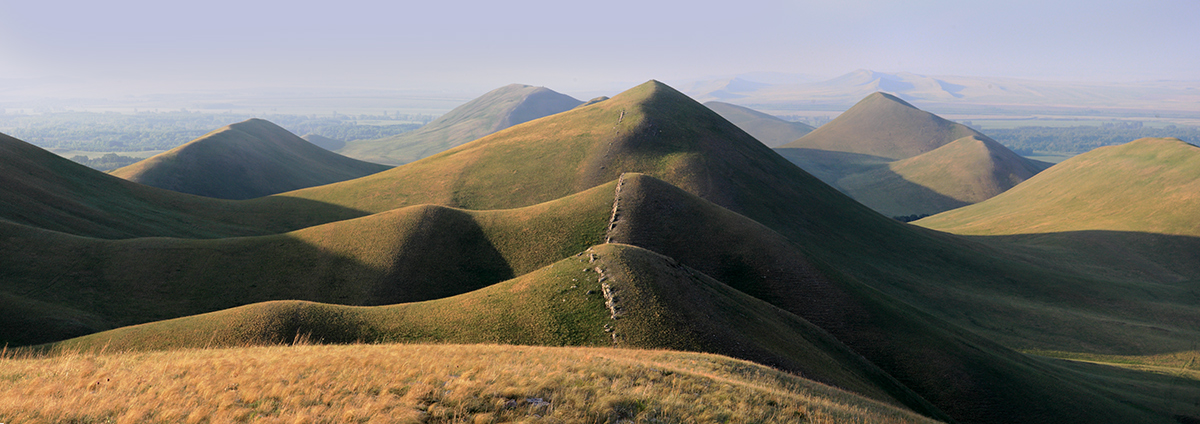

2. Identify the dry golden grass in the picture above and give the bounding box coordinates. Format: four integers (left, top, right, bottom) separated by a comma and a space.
0, 344, 941, 424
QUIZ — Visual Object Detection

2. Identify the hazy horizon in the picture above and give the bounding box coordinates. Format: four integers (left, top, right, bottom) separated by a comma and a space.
2, 0, 1197, 102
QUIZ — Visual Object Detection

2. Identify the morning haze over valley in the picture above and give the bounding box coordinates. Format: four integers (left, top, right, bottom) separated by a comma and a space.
1, 1, 1199, 423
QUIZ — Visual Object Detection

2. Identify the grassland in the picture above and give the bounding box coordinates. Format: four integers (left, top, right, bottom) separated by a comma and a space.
917, 137, 1200, 236
338, 84, 581, 165
8, 80, 1200, 423
0, 344, 943, 424
110, 119, 391, 200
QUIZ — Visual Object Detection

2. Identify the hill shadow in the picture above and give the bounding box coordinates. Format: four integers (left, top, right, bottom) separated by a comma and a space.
0, 209, 515, 346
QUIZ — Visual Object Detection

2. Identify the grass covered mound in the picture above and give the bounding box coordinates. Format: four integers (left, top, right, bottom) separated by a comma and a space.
338, 84, 582, 165
0, 344, 943, 424
917, 137, 1200, 237
111, 119, 391, 200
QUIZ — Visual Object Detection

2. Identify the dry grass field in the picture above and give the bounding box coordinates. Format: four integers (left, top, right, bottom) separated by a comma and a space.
0, 344, 941, 424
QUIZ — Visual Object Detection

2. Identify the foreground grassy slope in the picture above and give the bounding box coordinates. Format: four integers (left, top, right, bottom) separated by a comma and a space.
0, 182, 613, 346
0, 132, 368, 239
704, 101, 814, 147
338, 84, 581, 165
111, 119, 391, 200
917, 137, 1200, 236
836, 136, 1051, 216
45, 243, 946, 418
0, 344, 941, 424
780, 92, 986, 160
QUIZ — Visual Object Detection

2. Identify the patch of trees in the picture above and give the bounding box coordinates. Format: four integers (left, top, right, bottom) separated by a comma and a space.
985, 124, 1200, 153
0, 112, 428, 152
893, 214, 931, 222
70, 154, 141, 171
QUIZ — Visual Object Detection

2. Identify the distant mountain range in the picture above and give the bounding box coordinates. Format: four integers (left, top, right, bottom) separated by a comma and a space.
684, 69, 1200, 115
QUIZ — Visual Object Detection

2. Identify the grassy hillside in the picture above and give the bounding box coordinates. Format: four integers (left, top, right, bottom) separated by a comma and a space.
0, 131, 368, 239
0, 182, 613, 346
338, 84, 581, 165
0, 344, 942, 424
704, 101, 814, 147
110, 119, 391, 200
835, 136, 1051, 216
42, 243, 947, 418
917, 137, 1200, 236
780, 92, 986, 160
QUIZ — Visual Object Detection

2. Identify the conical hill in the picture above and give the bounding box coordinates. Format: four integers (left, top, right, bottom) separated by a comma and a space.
110, 119, 390, 200
338, 84, 582, 165
780, 92, 988, 159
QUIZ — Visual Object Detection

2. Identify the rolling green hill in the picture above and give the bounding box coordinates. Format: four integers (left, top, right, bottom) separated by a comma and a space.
46, 243, 948, 420
110, 119, 390, 200
704, 101, 814, 147
0, 131, 368, 239
780, 92, 986, 160
337, 84, 581, 165
774, 92, 1047, 216
0, 182, 614, 346
916, 137, 1200, 237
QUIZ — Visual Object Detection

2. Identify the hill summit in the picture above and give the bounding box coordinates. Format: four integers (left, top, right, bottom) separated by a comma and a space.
782, 92, 986, 160
337, 84, 582, 165
111, 119, 391, 200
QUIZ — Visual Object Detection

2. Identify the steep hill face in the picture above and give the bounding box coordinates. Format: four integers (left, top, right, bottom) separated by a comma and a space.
835, 136, 1051, 216
110, 119, 390, 200
0, 132, 366, 239
781, 92, 987, 160
917, 137, 1200, 236
337, 84, 582, 165
704, 101, 814, 147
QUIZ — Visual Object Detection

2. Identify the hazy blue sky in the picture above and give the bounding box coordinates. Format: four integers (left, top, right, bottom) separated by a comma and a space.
1, 0, 1197, 95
